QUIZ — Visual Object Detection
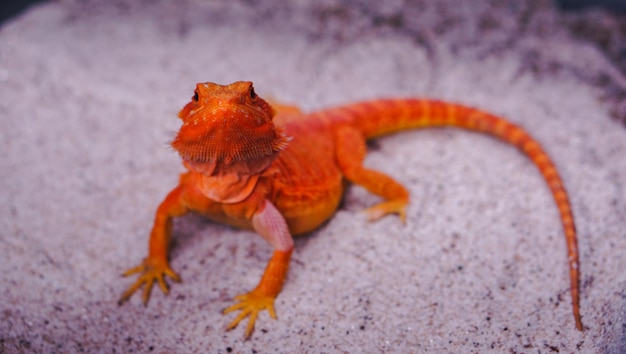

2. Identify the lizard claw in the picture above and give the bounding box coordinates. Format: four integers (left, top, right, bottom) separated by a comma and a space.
363, 200, 407, 223
223, 289, 277, 339
118, 257, 181, 306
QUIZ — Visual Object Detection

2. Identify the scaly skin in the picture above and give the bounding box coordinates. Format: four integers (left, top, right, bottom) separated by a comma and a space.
119, 81, 583, 338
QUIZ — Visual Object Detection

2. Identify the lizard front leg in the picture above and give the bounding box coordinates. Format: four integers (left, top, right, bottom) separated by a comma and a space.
224, 199, 294, 338
335, 127, 410, 222
119, 185, 188, 305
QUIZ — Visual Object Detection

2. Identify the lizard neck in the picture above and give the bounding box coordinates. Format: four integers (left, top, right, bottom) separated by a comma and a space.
192, 171, 260, 204
184, 156, 274, 204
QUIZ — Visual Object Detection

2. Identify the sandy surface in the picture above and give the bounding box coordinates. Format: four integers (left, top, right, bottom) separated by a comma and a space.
1, 0, 625, 352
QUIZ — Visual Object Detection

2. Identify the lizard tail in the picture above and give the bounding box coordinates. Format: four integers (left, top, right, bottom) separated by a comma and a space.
325, 99, 582, 331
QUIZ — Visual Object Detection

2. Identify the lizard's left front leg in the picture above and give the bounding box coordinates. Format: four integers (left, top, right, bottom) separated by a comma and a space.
224, 199, 294, 338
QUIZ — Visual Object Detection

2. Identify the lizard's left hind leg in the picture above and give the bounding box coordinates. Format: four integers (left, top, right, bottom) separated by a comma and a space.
335, 127, 409, 222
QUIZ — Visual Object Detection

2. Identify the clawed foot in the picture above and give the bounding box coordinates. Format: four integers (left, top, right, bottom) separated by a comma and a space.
118, 257, 181, 306
363, 200, 407, 223
223, 289, 277, 339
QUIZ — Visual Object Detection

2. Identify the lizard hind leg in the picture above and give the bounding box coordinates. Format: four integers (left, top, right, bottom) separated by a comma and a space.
335, 127, 409, 223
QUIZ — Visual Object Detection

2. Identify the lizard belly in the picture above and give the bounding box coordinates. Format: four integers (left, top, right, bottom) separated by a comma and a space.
275, 178, 344, 236
260, 116, 345, 235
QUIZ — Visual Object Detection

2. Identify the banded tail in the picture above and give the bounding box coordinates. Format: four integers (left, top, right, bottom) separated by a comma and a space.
326, 99, 582, 330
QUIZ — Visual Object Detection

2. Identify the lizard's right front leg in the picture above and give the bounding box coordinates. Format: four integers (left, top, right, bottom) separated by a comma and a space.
118, 185, 188, 306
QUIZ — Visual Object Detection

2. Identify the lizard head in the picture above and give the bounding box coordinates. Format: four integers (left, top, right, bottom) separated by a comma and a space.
171, 81, 290, 173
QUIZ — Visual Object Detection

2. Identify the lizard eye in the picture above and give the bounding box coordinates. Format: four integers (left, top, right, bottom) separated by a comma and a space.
249, 87, 257, 100
193, 91, 199, 102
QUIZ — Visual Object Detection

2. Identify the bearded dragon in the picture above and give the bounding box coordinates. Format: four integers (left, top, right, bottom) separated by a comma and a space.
118, 81, 583, 337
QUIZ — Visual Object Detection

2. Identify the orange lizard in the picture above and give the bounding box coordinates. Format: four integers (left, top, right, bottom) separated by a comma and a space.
119, 81, 582, 337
